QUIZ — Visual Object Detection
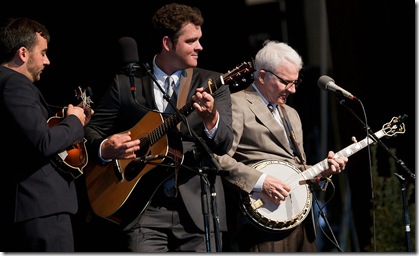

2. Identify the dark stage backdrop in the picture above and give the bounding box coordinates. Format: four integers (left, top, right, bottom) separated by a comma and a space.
1, 0, 414, 252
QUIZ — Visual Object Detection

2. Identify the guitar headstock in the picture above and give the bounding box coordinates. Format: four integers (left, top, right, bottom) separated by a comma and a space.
382, 115, 407, 137
75, 86, 94, 108
223, 61, 255, 93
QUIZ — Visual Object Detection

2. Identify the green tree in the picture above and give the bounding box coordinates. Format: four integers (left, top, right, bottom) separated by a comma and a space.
365, 145, 415, 252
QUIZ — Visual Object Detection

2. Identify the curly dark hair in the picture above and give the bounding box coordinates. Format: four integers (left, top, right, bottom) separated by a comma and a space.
152, 3, 204, 46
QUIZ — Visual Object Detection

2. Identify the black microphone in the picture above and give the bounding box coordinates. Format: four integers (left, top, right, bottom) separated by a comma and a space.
299, 176, 330, 185
317, 75, 357, 100
118, 37, 140, 94
119, 36, 140, 72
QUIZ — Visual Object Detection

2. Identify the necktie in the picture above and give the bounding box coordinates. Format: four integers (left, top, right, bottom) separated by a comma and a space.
162, 76, 178, 197
268, 103, 286, 132
267, 103, 275, 113
164, 76, 177, 113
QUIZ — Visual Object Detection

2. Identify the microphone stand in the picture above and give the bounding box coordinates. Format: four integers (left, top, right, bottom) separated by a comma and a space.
307, 181, 343, 252
142, 64, 228, 252
337, 94, 414, 252
394, 172, 412, 252
188, 129, 229, 252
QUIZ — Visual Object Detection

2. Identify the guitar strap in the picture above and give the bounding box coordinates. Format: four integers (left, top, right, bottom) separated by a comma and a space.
279, 105, 306, 166
176, 68, 193, 130
170, 68, 193, 197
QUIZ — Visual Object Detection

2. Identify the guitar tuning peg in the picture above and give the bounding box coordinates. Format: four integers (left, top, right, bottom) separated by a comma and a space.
351, 136, 357, 143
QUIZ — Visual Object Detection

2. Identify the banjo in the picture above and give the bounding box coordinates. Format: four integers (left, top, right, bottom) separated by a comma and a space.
240, 115, 406, 232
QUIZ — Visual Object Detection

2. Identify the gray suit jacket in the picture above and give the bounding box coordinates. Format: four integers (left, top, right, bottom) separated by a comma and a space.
217, 85, 306, 192
216, 84, 316, 237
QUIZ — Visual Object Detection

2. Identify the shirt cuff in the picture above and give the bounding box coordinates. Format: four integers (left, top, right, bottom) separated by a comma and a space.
204, 113, 220, 139
98, 139, 112, 163
253, 173, 267, 192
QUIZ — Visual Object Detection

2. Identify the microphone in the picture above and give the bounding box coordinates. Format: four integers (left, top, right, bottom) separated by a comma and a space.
118, 37, 141, 93
119, 36, 141, 72
299, 176, 330, 185
317, 75, 357, 100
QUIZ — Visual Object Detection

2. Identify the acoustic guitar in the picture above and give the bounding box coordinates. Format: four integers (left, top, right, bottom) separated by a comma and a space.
85, 61, 255, 224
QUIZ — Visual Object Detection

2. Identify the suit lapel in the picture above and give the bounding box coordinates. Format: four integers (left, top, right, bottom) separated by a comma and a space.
142, 75, 157, 109
245, 88, 294, 155
37, 87, 54, 117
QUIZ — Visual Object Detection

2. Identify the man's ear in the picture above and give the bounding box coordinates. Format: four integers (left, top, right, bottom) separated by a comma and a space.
258, 70, 265, 83
162, 36, 172, 51
18, 47, 29, 61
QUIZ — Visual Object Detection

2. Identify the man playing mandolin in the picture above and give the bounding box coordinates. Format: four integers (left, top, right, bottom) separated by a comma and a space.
0, 17, 93, 252
216, 40, 348, 252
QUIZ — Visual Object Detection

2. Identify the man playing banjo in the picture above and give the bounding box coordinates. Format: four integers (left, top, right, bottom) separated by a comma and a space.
216, 40, 348, 252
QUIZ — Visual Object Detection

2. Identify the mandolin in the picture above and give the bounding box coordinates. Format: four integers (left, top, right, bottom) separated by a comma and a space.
47, 86, 93, 179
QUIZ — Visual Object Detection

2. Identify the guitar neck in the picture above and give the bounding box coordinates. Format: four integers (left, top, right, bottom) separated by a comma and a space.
148, 70, 241, 146
146, 61, 255, 147
147, 80, 221, 146
301, 130, 385, 180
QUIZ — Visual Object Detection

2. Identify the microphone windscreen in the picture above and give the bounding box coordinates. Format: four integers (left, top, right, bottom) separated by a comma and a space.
317, 75, 334, 90
118, 37, 139, 63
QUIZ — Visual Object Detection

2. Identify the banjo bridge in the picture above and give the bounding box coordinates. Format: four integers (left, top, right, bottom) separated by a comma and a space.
250, 198, 264, 210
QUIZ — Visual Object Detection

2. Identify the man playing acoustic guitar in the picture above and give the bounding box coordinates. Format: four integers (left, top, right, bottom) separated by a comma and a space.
83, 3, 254, 252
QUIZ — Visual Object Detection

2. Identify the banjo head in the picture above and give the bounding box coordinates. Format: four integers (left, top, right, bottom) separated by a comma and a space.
240, 160, 312, 232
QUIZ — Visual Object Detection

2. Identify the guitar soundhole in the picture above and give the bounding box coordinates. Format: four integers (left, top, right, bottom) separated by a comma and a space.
125, 160, 146, 181
135, 135, 150, 159
123, 135, 152, 181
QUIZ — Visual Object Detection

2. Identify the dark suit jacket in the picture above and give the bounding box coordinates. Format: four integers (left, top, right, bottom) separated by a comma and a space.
84, 65, 233, 232
0, 66, 82, 226
216, 85, 316, 238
